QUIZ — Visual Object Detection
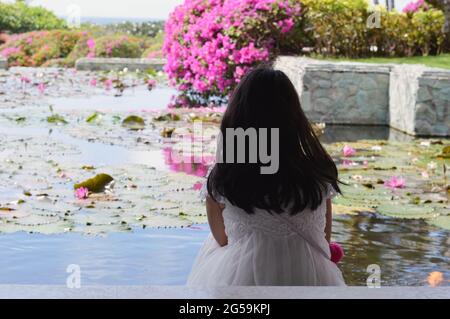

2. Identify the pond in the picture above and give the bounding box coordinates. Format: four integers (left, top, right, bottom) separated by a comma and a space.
0, 68, 448, 287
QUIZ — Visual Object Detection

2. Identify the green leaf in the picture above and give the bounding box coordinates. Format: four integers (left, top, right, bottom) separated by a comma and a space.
47, 114, 68, 124
122, 115, 145, 130
74, 173, 114, 193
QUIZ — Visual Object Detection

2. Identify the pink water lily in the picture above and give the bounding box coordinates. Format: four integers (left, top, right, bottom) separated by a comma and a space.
20, 76, 31, 84
342, 159, 355, 167
37, 83, 46, 94
90, 78, 97, 86
343, 145, 356, 157
104, 79, 113, 90
75, 187, 89, 200
384, 176, 406, 189
193, 182, 203, 191
147, 79, 157, 90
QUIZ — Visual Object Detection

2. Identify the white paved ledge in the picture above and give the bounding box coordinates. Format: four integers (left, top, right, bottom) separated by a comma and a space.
0, 285, 449, 299
75, 58, 166, 72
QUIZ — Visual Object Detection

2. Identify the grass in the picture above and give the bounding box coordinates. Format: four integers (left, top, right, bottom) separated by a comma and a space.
316, 54, 450, 70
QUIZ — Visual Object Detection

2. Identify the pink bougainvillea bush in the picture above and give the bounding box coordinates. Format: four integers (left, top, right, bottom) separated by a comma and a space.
163, 0, 303, 99
403, 0, 429, 14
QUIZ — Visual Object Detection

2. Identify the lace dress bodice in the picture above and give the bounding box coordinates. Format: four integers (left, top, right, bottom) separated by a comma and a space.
222, 202, 327, 243
200, 179, 336, 249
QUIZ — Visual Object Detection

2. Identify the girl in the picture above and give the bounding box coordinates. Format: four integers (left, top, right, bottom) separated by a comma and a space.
187, 66, 346, 286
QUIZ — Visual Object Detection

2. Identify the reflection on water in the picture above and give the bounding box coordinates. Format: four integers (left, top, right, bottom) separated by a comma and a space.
0, 225, 210, 286
48, 87, 175, 112
335, 213, 449, 286
0, 214, 448, 286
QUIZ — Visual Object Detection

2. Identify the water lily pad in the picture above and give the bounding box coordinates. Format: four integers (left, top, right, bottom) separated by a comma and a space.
428, 216, 450, 230
74, 174, 114, 193
86, 112, 102, 124
377, 204, 438, 219
153, 113, 181, 122
47, 114, 68, 124
122, 115, 145, 130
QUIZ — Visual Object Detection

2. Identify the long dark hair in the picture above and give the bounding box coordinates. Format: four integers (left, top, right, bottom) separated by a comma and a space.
207, 66, 341, 214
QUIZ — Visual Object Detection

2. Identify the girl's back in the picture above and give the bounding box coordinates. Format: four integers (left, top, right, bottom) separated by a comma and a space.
187, 66, 346, 286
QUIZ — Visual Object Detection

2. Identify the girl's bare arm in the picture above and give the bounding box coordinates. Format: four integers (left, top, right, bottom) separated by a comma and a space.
206, 196, 228, 247
325, 199, 332, 243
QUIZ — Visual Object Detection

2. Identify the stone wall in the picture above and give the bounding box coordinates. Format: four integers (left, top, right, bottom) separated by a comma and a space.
415, 70, 450, 136
75, 58, 166, 72
0, 57, 7, 70
302, 64, 390, 125
275, 56, 450, 137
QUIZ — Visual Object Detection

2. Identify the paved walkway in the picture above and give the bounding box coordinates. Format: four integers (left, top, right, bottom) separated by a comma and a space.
1, 285, 448, 299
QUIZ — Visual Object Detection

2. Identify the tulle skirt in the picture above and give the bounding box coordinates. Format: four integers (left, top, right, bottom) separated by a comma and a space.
187, 233, 346, 286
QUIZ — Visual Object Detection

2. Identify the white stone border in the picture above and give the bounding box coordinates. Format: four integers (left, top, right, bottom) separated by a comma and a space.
75, 58, 166, 72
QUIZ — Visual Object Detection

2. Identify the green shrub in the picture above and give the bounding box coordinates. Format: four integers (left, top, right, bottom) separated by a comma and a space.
0, 1, 66, 34
301, 0, 445, 57
302, 0, 370, 57
64, 33, 149, 66
141, 33, 164, 58
94, 35, 145, 58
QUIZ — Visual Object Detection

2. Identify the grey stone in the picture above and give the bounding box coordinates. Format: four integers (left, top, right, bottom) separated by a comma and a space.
359, 77, 378, 90
416, 87, 433, 103
300, 91, 312, 111
416, 103, 437, 123
75, 58, 166, 72
313, 88, 332, 99
355, 90, 369, 107
440, 87, 450, 102
317, 80, 332, 88
0, 57, 7, 70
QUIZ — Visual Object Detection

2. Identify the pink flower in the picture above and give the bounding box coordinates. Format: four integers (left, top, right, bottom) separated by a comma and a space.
403, 0, 428, 13
104, 79, 113, 90
75, 187, 89, 200
20, 76, 31, 84
90, 78, 97, 86
330, 242, 344, 264
86, 38, 96, 50
342, 145, 356, 157
193, 182, 203, 191
37, 83, 46, 94
163, 0, 301, 98
384, 176, 406, 189
147, 79, 157, 90
1, 47, 21, 58
342, 159, 355, 167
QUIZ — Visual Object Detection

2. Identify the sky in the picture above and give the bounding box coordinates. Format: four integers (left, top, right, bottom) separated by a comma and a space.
3, 0, 410, 20
8, 0, 185, 20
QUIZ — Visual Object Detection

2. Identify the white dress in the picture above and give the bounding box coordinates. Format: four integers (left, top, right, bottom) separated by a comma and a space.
187, 184, 346, 286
